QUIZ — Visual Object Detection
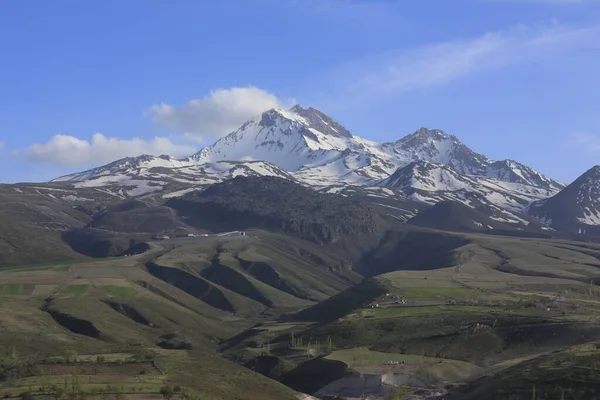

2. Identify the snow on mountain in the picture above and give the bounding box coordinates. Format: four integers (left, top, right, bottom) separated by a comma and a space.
192, 107, 361, 171
293, 149, 396, 186
485, 159, 564, 191
379, 161, 550, 226
191, 107, 562, 192
52, 155, 189, 183
378, 128, 564, 191
379, 128, 491, 176
528, 166, 600, 234
52, 154, 295, 198
48, 105, 566, 228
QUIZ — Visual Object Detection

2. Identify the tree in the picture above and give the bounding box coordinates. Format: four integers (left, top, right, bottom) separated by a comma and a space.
388, 386, 409, 400
160, 385, 175, 400
51, 385, 64, 400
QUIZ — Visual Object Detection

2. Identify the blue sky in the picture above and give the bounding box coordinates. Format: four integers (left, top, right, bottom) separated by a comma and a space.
1, 0, 599, 183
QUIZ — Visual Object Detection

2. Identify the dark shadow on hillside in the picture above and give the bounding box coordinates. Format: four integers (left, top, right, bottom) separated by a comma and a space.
357, 230, 471, 276
104, 301, 154, 327
145, 262, 235, 313
279, 357, 354, 395
202, 256, 273, 307
243, 355, 296, 380
237, 258, 308, 300
45, 309, 104, 340
408, 201, 552, 238
61, 228, 145, 258
287, 278, 387, 324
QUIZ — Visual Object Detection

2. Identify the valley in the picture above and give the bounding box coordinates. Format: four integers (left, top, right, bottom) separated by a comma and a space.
3, 220, 600, 399
2, 106, 600, 399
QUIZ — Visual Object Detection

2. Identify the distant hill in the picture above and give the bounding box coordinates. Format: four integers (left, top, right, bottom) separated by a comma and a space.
166, 176, 386, 244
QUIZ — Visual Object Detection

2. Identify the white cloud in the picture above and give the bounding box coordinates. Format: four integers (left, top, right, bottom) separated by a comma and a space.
19, 133, 195, 167
333, 21, 600, 101
146, 86, 295, 142
0, 142, 4, 150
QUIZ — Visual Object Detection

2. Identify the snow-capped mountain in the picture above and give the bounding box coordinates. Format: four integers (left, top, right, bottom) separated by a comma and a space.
50, 104, 567, 229
193, 106, 563, 188
380, 128, 491, 176
52, 155, 295, 198
192, 107, 380, 174
528, 166, 600, 234
379, 128, 564, 191
485, 159, 563, 192
379, 161, 550, 225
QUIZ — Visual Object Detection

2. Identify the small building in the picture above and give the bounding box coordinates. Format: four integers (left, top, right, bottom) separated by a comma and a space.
552, 295, 565, 303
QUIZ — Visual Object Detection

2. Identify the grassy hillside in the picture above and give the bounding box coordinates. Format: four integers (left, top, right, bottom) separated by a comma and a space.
0, 236, 313, 399
6, 177, 600, 399
221, 232, 600, 398
447, 343, 600, 399
0, 230, 382, 399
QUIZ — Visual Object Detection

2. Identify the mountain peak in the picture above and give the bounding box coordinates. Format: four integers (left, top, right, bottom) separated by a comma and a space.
579, 165, 600, 180
529, 165, 600, 232
381, 128, 490, 176
289, 104, 304, 113
291, 105, 353, 139
400, 128, 457, 145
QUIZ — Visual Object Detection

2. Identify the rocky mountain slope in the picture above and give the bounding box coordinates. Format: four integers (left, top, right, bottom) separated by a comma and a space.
165, 176, 389, 245
52, 156, 296, 199
51, 106, 564, 197
379, 161, 555, 226
44, 105, 572, 232
529, 165, 600, 235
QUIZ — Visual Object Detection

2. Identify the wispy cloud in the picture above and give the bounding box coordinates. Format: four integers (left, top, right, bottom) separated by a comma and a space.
330, 21, 600, 103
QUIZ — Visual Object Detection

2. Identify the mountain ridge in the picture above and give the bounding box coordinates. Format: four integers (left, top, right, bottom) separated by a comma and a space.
52, 105, 563, 190
529, 165, 600, 234
39, 104, 600, 234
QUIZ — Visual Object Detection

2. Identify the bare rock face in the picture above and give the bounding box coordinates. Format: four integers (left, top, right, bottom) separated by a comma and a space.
529, 165, 600, 235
